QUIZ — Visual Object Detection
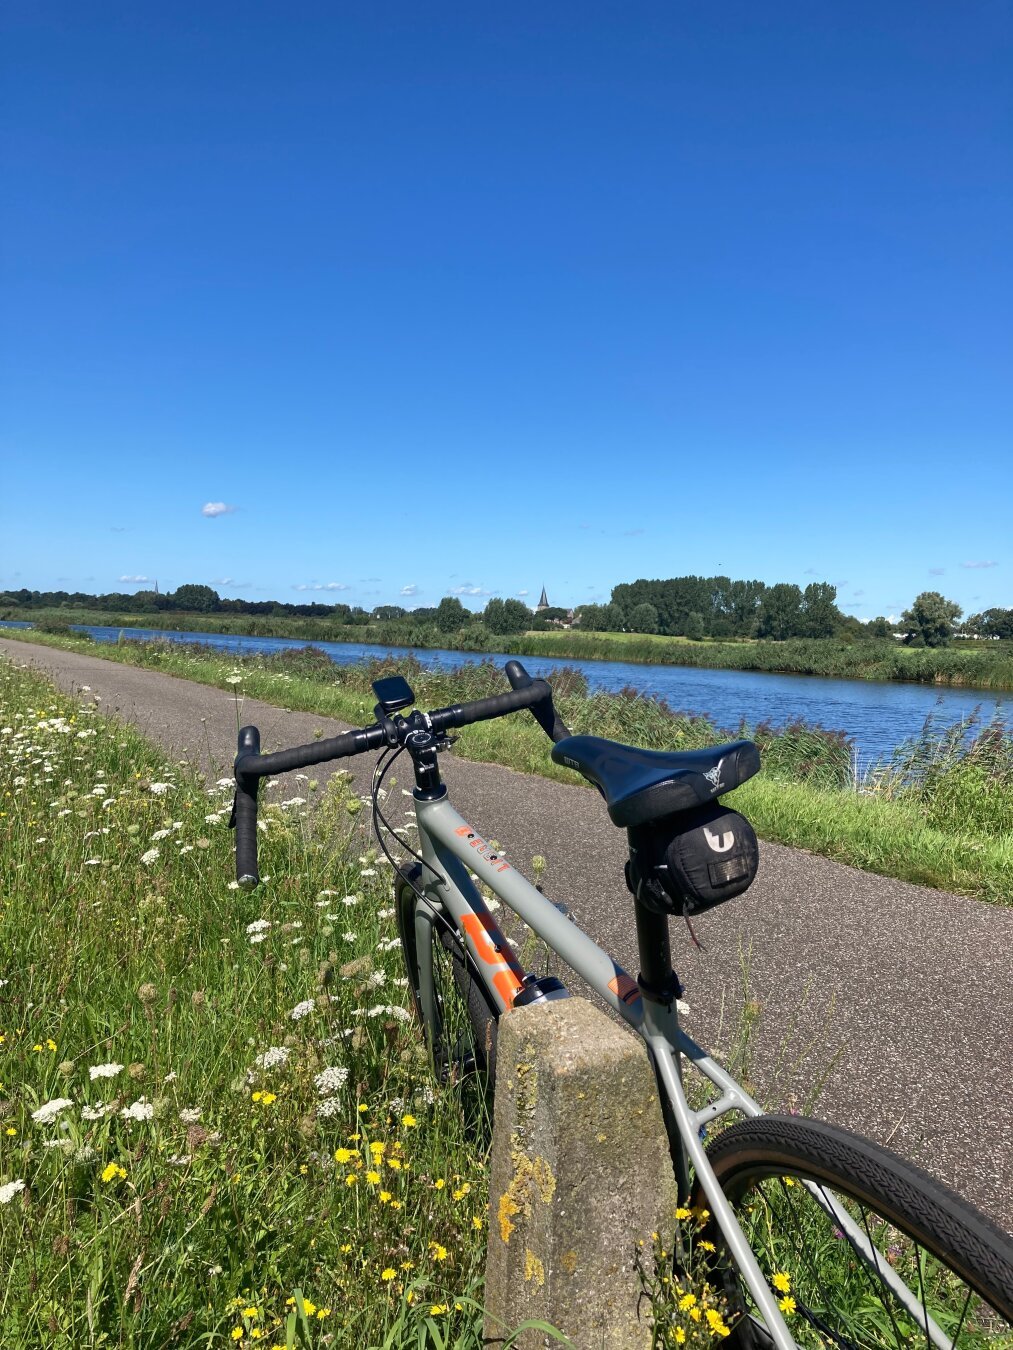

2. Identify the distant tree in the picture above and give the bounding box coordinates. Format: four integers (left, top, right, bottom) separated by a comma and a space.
900, 592, 962, 648
578, 602, 626, 632
372, 605, 406, 622
683, 611, 705, 642
169, 584, 220, 613
756, 583, 803, 640
867, 616, 894, 639
436, 596, 468, 632
628, 602, 659, 634
967, 607, 1013, 640
800, 582, 842, 638
483, 597, 531, 634
538, 606, 570, 623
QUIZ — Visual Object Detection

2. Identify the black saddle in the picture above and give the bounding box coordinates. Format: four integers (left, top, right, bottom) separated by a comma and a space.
550, 735, 760, 828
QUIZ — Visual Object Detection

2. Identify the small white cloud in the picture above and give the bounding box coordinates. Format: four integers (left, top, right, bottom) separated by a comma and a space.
118, 575, 151, 584
213, 577, 233, 585
451, 584, 490, 597
292, 581, 350, 593
201, 502, 236, 518
516, 589, 529, 597
400, 584, 419, 597
962, 560, 997, 569
323, 582, 349, 591
928, 568, 946, 576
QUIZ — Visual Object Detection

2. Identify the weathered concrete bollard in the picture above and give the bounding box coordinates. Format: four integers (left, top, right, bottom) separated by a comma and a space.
484, 998, 679, 1349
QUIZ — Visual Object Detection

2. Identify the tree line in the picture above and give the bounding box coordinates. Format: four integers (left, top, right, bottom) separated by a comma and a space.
2, 580, 1009, 647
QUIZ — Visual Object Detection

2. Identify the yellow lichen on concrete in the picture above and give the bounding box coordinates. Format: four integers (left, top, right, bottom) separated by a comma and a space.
531, 1155, 556, 1205
560, 1249, 578, 1275
524, 1249, 546, 1286
498, 1190, 521, 1244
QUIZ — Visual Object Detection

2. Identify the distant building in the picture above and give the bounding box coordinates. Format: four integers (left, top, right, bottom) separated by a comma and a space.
535, 586, 550, 613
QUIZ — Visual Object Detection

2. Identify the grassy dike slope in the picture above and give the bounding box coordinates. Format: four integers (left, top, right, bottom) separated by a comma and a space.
4, 628, 1010, 905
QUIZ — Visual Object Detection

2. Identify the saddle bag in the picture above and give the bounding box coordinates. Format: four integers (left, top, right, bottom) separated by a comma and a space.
626, 801, 760, 917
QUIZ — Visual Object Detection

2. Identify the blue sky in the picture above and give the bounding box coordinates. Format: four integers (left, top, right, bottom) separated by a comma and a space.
2, 2, 1010, 622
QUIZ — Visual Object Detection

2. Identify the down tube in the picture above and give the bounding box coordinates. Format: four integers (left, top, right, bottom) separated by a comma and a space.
415, 796, 648, 1027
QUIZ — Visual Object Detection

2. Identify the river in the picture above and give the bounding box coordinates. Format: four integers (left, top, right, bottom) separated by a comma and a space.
2, 621, 1006, 770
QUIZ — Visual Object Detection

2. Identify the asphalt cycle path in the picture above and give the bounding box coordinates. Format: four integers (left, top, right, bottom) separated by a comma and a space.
3, 636, 1011, 1231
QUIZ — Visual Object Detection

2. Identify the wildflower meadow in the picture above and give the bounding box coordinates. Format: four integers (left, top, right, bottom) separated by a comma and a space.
0, 657, 509, 1347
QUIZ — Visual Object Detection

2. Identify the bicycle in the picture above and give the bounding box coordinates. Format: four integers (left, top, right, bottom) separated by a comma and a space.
231, 659, 1013, 1348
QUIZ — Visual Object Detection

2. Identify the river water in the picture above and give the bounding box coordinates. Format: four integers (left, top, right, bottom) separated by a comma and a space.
2, 621, 1006, 769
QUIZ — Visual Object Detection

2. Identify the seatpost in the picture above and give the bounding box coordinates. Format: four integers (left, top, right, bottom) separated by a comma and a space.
633, 897, 684, 1006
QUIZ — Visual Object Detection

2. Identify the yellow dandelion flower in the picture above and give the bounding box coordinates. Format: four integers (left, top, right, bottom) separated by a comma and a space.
401, 1113, 417, 1127
317, 1308, 330, 1319
772, 1271, 791, 1293
433, 1177, 445, 1189
230, 1329, 243, 1342
369, 1140, 386, 1156
345, 1173, 357, 1187
698, 1239, 716, 1252
675, 1207, 693, 1220
379, 1190, 392, 1203
365, 1170, 381, 1185
357, 1103, 369, 1114
388, 1158, 402, 1170
472, 1215, 483, 1229
430, 1303, 449, 1314
779, 1295, 796, 1314
678, 1293, 697, 1311
430, 1242, 448, 1261
334, 1147, 354, 1164
381, 1267, 396, 1282
242, 1306, 259, 1319
675, 1331, 686, 1345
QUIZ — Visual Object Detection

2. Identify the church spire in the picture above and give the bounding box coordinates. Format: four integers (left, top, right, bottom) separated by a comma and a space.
536, 585, 549, 611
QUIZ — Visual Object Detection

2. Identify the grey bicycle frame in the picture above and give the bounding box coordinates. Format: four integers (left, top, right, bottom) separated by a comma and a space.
408, 792, 951, 1350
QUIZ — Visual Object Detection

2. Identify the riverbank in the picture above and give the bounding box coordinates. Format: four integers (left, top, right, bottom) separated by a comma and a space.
7, 607, 1013, 690
5, 627, 1010, 904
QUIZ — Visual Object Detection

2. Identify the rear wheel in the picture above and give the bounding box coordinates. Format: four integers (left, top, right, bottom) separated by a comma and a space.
694, 1115, 1013, 1348
395, 866, 499, 1104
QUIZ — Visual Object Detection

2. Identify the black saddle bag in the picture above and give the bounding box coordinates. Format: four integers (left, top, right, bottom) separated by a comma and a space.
626, 801, 760, 918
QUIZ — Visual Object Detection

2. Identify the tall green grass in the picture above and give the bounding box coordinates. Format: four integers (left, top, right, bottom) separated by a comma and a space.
0, 658, 533, 1347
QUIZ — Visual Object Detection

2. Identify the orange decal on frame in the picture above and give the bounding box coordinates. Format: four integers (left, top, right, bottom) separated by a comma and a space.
607, 973, 642, 1005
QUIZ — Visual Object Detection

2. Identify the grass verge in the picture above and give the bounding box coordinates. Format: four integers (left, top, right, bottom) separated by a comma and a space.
3, 629, 1011, 905
0, 655, 566, 1348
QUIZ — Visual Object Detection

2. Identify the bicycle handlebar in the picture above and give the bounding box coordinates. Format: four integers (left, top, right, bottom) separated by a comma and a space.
230, 661, 569, 888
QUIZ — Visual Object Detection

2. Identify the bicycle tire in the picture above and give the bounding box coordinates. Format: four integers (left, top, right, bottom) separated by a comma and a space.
692, 1113, 1013, 1348
395, 865, 500, 1085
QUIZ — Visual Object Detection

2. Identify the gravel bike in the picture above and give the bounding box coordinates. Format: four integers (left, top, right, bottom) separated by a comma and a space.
231, 660, 1013, 1348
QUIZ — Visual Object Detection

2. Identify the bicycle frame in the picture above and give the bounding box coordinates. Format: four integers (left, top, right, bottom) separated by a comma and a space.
409, 792, 953, 1350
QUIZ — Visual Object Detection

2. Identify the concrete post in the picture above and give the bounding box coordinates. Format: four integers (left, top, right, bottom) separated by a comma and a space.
483, 998, 679, 1349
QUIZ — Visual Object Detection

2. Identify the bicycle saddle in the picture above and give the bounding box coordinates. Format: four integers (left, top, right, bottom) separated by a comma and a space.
550, 735, 760, 828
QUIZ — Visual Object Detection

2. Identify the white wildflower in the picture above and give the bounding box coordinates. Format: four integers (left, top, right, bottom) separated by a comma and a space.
0, 1180, 26, 1204
150, 828, 170, 841
341, 895, 359, 906
32, 1098, 74, 1125
140, 847, 160, 866
315, 1096, 343, 1118
149, 782, 172, 795
314, 1065, 349, 1095
81, 1102, 116, 1120
179, 1107, 202, 1125
280, 797, 306, 809
246, 919, 271, 935
289, 999, 315, 1021
360, 868, 377, 878
89, 1062, 123, 1081
120, 1098, 154, 1122
253, 1046, 291, 1069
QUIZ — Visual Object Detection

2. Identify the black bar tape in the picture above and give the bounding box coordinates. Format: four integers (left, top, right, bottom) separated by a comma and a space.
504, 660, 572, 743
234, 725, 386, 780
233, 725, 261, 888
